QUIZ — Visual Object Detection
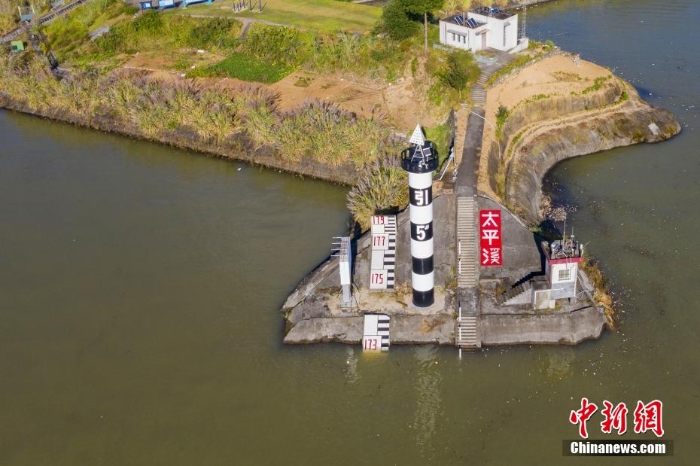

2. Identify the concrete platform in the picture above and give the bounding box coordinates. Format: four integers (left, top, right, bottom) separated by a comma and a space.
282, 193, 458, 345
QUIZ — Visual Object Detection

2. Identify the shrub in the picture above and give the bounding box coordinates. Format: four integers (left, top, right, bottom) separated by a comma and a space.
186, 18, 240, 49
277, 100, 399, 168
496, 105, 509, 136
377, 0, 419, 41
347, 156, 408, 230
189, 53, 291, 83
239, 24, 314, 68
131, 10, 163, 35
440, 50, 478, 94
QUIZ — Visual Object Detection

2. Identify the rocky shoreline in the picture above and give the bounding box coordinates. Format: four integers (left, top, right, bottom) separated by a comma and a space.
483, 62, 681, 224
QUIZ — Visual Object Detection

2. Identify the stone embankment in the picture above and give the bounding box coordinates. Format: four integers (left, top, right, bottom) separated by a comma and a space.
504, 87, 679, 224
482, 54, 681, 225
282, 195, 458, 346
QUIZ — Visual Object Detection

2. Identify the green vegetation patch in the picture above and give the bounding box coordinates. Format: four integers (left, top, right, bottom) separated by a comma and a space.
496, 105, 509, 138
423, 46, 480, 107
43, 0, 134, 57
189, 53, 291, 83
424, 122, 451, 162
46, 8, 241, 66
553, 71, 581, 82
439, 50, 479, 97
347, 157, 408, 231
582, 75, 612, 95
169, 0, 381, 34
239, 23, 313, 68
487, 53, 535, 86
94, 12, 242, 55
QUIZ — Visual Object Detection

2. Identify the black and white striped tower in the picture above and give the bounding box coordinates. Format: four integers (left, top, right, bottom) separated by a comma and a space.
401, 124, 439, 307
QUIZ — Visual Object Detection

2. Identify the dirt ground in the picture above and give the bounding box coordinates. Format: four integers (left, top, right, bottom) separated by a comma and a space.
478, 53, 614, 198
488, 54, 610, 112
269, 71, 441, 132
122, 50, 442, 135
122, 50, 614, 170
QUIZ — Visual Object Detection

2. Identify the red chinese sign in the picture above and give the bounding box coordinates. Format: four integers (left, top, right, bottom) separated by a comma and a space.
570, 398, 665, 438
479, 210, 502, 266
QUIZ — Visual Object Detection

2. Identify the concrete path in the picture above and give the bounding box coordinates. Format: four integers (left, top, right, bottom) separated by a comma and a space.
454, 49, 515, 350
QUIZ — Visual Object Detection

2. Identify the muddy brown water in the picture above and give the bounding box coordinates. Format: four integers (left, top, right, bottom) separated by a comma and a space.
1, 1, 699, 464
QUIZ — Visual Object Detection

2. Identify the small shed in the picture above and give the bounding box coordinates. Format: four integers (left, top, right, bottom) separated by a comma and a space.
439, 8, 520, 53
533, 238, 584, 309
11, 41, 25, 53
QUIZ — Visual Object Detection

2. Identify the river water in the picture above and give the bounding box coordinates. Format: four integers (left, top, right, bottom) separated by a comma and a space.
1, 1, 698, 464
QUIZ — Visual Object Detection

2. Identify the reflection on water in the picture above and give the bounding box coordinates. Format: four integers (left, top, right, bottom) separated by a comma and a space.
536, 348, 574, 381
412, 346, 442, 454
344, 347, 360, 384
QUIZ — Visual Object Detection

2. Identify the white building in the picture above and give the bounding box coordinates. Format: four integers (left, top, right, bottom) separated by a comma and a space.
533, 238, 584, 310
439, 8, 522, 53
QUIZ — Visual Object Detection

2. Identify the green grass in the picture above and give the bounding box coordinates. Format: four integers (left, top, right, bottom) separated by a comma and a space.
43, 0, 132, 57
169, 0, 381, 34
424, 122, 451, 162
486, 53, 535, 86
582, 75, 612, 95
189, 52, 290, 83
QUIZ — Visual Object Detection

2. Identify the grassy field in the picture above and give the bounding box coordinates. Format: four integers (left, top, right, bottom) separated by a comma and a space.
170, 0, 382, 34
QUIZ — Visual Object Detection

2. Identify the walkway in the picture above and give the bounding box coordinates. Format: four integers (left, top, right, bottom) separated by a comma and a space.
455, 49, 514, 351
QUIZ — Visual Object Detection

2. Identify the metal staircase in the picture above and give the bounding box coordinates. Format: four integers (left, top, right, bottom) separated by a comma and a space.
456, 315, 479, 350
456, 197, 480, 351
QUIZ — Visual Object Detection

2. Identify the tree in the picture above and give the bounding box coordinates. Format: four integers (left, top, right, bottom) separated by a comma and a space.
378, 0, 420, 41
441, 51, 471, 95
439, 0, 472, 18
402, 0, 445, 54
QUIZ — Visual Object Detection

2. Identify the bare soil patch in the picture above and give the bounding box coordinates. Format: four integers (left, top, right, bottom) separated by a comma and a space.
478, 54, 615, 198
488, 54, 610, 113
124, 54, 442, 134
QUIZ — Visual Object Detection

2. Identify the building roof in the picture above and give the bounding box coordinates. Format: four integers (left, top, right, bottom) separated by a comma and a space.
471, 6, 517, 20
543, 239, 584, 262
443, 14, 486, 29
